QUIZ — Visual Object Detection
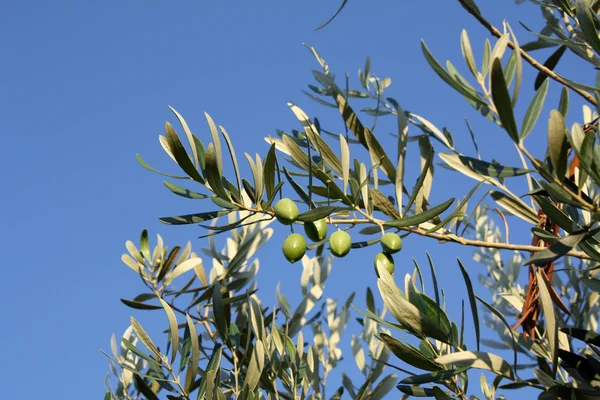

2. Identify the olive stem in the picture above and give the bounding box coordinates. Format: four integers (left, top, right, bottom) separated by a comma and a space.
327, 218, 591, 260
457, 0, 597, 106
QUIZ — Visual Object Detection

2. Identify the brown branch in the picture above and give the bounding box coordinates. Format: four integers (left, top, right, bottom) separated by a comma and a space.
328, 218, 592, 260
457, 0, 598, 106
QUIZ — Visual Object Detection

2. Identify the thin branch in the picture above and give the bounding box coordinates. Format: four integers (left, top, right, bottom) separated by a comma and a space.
457, 0, 598, 106
328, 218, 592, 260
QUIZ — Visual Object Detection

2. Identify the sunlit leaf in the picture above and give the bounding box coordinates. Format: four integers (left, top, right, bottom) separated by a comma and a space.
490, 191, 538, 224
461, 29, 478, 77
158, 298, 179, 364
130, 317, 161, 359
547, 110, 569, 178
537, 270, 558, 376
435, 351, 514, 379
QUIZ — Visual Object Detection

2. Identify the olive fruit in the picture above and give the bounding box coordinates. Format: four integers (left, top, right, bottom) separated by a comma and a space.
274, 198, 299, 225
282, 233, 307, 263
380, 232, 402, 254
374, 252, 395, 276
304, 218, 328, 242
329, 230, 352, 258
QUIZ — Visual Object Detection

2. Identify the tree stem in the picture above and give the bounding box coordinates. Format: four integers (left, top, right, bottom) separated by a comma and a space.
457, 0, 598, 106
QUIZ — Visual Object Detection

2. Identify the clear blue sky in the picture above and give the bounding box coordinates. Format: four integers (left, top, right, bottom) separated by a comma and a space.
1, 1, 587, 398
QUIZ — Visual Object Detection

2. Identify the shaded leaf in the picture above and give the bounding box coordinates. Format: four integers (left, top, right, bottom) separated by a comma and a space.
576, 0, 600, 56
120, 299, 162, 310
560, 327, 600, 346
385, 198, 455, 229
159, 210, 234, 225
521, 79, 550, 140
163, 181, 211, 199
165, 122, 205, 184
523, 230, 588, 265
205, 143, 231, 200
491, 59, 520, 142
534, 46, 566, 90
297, 206, 338, 222
379, 333, 442, 371
133, 374, 160, 400
371, 188, 401, 219
315, 0, 348, 30
457, 259, 480, 351
400, 367, 470, 384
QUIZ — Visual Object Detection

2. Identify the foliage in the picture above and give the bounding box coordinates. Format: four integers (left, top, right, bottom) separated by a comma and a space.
104, 0, 600, 398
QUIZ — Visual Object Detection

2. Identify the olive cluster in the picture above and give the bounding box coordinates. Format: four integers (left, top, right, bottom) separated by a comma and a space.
274, 198, 402, 275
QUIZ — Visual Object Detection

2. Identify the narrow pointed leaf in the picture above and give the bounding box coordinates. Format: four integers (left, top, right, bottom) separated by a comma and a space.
548, 110, 569, 179
435, 351, 514, 379
379, 333, 442, 371
159, 210, 233, 225
534, 46, 566, 90
490, 191, 538, 224
491, 59, 520, 142
521, 79, 549, 140
186, 314, 200, 383
165, 122, 205, 184
263, 143, 277, 201
315, 0, 348, 30
401, 367, 470, 384
297, 206, 338, 222
205, 143, 231, 200
576, 0, 600, 56
523, 230, 587, 265
136, 154, 189, 180
169, 106, 199, 168
537, 270, 559, 377
130, 317, 161, 359
457, 259, 480, 351
158, 298, 179, 364
384, 198, 455, 228
219, 125, 242, 193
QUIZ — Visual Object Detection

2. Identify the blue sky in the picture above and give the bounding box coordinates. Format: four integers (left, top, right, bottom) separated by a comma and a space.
1, 1, 588, 398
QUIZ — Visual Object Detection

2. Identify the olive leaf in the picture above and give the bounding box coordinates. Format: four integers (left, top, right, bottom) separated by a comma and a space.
435, 351, 514, 379
491, 59, 520, 143
385, 198, 455, 229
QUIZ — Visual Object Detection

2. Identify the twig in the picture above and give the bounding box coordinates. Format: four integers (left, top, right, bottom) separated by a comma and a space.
457, 0, 598, 106
328, 218, 592, 260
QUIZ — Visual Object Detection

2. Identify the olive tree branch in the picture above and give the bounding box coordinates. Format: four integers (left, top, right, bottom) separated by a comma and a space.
328, 217, 592, 260
457, 0, 598, 106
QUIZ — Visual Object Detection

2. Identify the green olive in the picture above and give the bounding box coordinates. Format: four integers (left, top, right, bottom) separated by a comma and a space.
282, 233, 307, 263
304, 218, 328, 242
329, 230, 352, 258
374, 252, 395, 277
274, 198, 299, 225
380, 232, 402, 254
